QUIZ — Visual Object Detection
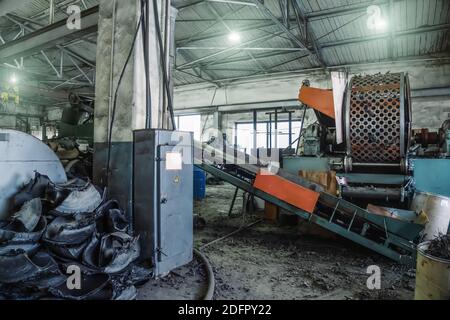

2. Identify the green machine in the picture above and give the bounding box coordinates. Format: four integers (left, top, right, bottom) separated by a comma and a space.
57, 93, 94, 146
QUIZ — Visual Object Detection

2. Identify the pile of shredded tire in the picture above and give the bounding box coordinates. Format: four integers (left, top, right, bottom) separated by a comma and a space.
425, 234, 450, 260
0, 173, 151, 300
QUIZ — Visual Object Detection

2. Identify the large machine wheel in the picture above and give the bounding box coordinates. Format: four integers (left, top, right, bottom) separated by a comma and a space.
343, 73, 412, 171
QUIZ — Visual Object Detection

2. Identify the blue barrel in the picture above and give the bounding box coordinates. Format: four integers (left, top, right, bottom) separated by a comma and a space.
193, 166, 206, 200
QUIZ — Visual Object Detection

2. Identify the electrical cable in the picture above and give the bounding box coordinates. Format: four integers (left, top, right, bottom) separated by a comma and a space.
152, 0, 176, 130
193, 248, 215, 300
105, 5, 144, 190
199, 219, 263, 250
140, 0, 152, 129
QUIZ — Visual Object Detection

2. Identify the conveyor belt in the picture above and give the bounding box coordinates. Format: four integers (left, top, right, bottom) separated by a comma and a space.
196, 158, 422, 266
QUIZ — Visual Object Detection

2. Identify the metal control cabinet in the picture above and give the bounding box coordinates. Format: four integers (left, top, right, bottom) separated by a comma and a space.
133, 129, 193, 277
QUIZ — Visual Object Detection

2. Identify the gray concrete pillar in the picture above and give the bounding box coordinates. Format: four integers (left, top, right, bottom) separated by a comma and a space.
93, 0, 175, 216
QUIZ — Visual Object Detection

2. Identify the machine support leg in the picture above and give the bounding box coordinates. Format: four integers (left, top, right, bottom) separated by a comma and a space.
228, 187, 239, 217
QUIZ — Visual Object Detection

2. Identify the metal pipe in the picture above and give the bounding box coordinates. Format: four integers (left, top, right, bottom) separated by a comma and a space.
296, 105, 307, 154
252, 109, 257, 150
274, 108, 278, 149
341, 187, 401, 200
288, 111, 292, 147
163, 1, 172, 128
352, 162, 401, 167
107, 0, 116, 140
268, 113, 272, 149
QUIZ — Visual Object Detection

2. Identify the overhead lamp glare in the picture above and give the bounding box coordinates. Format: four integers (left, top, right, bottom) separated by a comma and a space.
228, 31, 241, 43
9, 74, 17, 84
374, 18, 387, 31
367, 5, 388, 31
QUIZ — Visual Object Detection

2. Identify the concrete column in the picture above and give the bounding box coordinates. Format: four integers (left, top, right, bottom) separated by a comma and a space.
93, 0, 175, 216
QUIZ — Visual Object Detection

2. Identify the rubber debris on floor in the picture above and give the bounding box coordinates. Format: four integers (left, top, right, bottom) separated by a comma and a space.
0, 172, 151, 300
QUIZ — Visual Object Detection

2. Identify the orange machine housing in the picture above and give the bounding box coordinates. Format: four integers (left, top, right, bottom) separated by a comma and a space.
253, 174, 320, 214
298, 86, 335, 119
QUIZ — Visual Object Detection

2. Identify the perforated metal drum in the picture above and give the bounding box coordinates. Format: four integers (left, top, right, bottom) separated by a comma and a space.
344, 73, 411, 167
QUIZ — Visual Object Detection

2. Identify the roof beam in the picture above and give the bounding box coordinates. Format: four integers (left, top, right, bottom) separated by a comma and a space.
248, 0, 307, 49
177, 3, 251, 46
176, 0, 256, 10
305, 0, 389, 21
293, 0, 326, 66
178, 46, 306, 51
5, 13, 45, 28
177, 32, 284, 69
187, 53, 450, 85
0, 6, 99, 64
176, 20, 279, 45
200, 50, 299, 67
248, 0, 324, 67
177, 18, 295, 23
321, 23, 450, 48
177, 49, 220, 85
204, 2, 269, 73
0, 0, 33, 17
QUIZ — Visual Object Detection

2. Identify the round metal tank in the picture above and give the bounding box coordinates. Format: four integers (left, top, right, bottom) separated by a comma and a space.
344, 73, 412, 167
0, 129, 67, 220
415, 241, 450, 300
411, 192, 450, 240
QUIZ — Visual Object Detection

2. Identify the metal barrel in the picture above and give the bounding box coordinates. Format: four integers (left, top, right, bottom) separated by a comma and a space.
193, 166, 206, 200
415, 241, 450, 300
411, 192, 450, 240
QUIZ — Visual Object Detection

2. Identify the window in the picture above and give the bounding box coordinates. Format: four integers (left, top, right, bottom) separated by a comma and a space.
270, 121, 302, 149
176, 115, 201, 141
234, 120, 302, 151
31, 128, 43, 140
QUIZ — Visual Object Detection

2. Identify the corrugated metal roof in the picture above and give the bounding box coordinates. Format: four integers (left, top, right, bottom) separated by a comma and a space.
174, 0, 450, 85
1, 0, 449, 90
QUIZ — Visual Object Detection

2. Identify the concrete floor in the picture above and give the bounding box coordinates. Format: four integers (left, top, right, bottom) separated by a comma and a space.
138, 183, 416, 300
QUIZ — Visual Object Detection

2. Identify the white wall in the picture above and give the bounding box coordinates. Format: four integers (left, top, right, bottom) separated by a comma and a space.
174, 60, 450, 130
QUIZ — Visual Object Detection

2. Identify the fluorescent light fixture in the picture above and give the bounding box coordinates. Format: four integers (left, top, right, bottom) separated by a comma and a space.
228, 31, 241, 44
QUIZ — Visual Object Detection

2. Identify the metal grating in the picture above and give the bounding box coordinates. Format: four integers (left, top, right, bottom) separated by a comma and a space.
348, 73, 403, 163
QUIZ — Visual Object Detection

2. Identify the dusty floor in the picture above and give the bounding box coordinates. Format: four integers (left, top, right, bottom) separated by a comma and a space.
139, 183, 416, 300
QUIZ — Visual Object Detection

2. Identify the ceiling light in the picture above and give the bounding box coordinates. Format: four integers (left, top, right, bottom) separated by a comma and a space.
9, 74, 17, 84
228, 31, 241, 44
373, 18, 387, 31
367, 5, 388, 32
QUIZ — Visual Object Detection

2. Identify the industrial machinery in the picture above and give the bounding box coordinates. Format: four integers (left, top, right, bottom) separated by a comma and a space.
282, 72, 450, 206
196, 141, 422, 266
133, 129, 194, 277
195, 72, 449, 266
0, 129, 67, 220
53, 93, 94, 145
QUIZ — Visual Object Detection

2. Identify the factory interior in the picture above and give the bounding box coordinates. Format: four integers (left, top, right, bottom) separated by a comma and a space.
0, 0, 449, 303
